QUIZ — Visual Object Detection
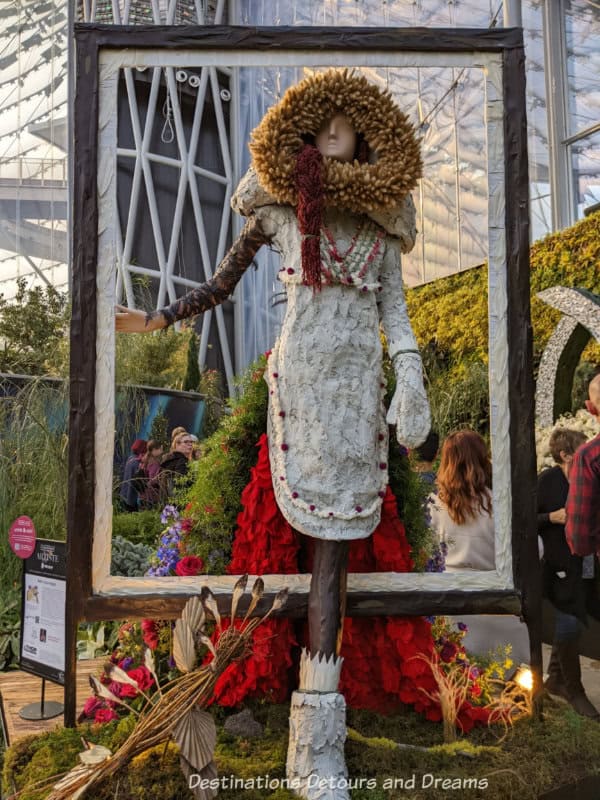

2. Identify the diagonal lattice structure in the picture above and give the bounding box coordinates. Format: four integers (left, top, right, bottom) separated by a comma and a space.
80, 0, 236, 391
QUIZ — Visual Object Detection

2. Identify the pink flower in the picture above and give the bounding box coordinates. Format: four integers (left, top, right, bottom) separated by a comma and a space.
81, 696, 102, 718
175, 556, 204, 576
107, 681, 124, 698
94, 707, 118, 724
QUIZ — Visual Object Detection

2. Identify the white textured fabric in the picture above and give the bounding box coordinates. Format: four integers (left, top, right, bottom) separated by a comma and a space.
231, 166, 417, 249
428, 492, 496, 572
259, 204, 428, 541
287, 691, 349, 800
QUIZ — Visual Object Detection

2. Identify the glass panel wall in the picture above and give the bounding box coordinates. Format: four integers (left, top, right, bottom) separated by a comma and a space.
0, 0, 68, 300
564, 0, 600, 218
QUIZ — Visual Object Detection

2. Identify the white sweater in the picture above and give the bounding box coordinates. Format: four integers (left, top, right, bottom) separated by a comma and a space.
428, 491, 495, 572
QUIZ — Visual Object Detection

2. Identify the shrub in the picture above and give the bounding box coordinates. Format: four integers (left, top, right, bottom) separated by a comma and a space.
112, 510, 164, 547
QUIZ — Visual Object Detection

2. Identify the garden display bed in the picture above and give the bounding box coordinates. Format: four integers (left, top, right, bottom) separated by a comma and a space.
3, 698, 600, 800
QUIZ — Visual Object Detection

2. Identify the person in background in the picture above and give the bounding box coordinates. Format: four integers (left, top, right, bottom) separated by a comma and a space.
413, 429, 439, 488
138, 439, 164, 508
429, 430, 494, 572
429, 429, 530, 669
566, 374, 600, 558
538, 426, 599, 719
158, 431, 194, 502
119, 438, 147, 512
170, 426, 187, 448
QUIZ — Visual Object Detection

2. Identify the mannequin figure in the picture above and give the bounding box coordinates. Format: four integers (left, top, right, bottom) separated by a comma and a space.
117, 70, 430, 799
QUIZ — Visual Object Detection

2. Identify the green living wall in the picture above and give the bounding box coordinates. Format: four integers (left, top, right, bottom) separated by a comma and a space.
406, 211, 600, 437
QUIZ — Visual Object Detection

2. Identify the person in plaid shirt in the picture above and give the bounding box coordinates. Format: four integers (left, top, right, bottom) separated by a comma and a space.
566, 375, 600, 557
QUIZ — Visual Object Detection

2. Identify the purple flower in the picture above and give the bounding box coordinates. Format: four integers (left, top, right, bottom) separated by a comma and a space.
160, 504, 179, 524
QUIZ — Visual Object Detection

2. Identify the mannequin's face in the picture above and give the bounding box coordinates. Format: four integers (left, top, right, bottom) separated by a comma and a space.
315, 114, 357, 162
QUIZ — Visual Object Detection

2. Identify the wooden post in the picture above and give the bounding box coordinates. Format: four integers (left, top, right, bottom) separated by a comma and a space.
308, 540, 349, 659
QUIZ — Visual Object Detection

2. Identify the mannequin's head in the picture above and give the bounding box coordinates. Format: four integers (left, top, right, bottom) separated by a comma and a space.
315, 114, 357, 163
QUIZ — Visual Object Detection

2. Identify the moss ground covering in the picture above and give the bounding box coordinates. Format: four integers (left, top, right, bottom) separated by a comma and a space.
3, 698, 600, 800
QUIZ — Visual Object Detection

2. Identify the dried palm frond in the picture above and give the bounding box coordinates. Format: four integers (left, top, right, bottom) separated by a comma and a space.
12, 576, 287, 800
230, 574, 248, 621
173, 617, 197, 673
200, 586, 221, 629
144, 647, 162, 698
242, 577, 264, 623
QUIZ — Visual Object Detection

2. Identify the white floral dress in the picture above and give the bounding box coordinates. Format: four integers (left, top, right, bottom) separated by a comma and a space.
258, 204, 412, 541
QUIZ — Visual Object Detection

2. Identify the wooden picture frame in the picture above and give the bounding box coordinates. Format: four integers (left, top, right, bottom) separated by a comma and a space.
69, 24, 535, 625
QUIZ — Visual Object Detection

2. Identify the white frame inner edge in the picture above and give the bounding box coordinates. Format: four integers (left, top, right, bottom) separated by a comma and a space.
93, 48, 510, 597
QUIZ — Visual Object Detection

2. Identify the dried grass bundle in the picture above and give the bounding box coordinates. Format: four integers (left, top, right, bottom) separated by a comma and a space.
10, 577, 287, 800
414, 651, 474, 743
250, 69, 422, 214
484, 678, 534, 741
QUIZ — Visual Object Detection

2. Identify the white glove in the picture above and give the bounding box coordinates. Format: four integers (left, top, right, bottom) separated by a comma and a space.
386, 351, 431, 449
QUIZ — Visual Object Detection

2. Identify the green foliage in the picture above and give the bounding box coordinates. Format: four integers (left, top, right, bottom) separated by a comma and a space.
425, 356, 490, 440
149, 410, 169, 450
112, 510, 163, 547
0, 586, 21, 670
76, 621, 120, 661
115, 326, 195, 390
183, 330, 201, 391
407, 211, 600, 367
110, 535, 154, 576
0, 278, 69, 377
114, 384, 149, 477
388, 435, 433, 570
0, 378, 68, 561
406, 213, 600, 421
199, 367, 226, 438
183, 357, 269, 573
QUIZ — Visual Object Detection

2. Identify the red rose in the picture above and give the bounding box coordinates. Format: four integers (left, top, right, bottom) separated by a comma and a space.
141, 619, 160, 650
94, 707, 118, 724
175, 556, 204, 576
127, 665, 154, 692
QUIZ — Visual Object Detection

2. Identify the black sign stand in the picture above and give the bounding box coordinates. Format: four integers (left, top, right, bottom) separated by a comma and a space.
19, 678, 63, 720
19, 540, 67, 720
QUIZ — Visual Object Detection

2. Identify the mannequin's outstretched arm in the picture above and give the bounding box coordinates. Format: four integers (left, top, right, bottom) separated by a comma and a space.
116, 214, 272, 333
377, 236, 431, 449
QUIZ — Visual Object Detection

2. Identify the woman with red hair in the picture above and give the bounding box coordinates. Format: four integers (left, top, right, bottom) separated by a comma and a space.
429, 429, 529, 669
430, 429, 494, 571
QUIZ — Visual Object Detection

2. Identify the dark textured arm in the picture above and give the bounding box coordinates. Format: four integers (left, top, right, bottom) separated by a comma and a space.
146, 214, 271, 327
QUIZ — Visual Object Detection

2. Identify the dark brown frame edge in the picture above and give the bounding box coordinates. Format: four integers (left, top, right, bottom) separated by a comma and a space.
68, 20, 535, 680
66, 32, 101, 725
502, 43, 541, 701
